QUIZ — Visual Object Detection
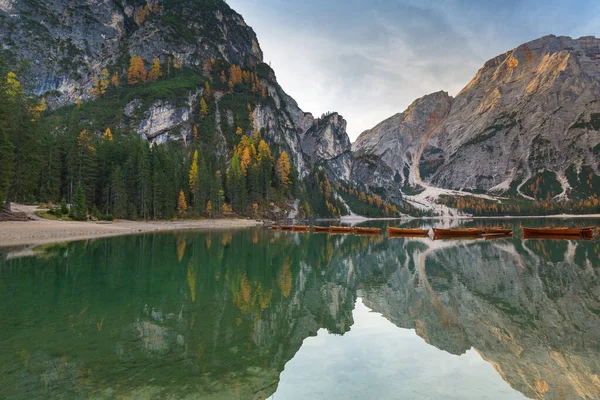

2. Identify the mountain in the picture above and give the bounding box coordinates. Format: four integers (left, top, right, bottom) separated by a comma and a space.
0, 0, 403, 218
355, 35, 600, 204
0, 0, 402, 218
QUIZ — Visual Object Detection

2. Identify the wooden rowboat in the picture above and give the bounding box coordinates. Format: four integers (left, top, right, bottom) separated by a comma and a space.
523, 234, 594, 241
354, 227, 382, 235
313, 226, 331, 233
483, 233, 513, 240
329, 226, 353, 234
433, 228, 485, 238
523, 227, 594, 239
485, 228, 513, 235
387, 227, 429, 236
280, 226, 293, 231
271, 226, 280, 230
292, 226, 310, 232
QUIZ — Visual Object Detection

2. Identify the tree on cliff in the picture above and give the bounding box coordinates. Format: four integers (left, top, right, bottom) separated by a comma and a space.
148, 57, 163, 81
200, 98, 208, 119
128, 55, 146, 85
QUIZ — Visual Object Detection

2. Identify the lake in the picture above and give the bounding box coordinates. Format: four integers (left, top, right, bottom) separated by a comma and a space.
1, 219, 600, 399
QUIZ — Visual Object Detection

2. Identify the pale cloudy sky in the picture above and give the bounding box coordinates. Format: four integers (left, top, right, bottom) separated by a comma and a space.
228, 0, 600, 141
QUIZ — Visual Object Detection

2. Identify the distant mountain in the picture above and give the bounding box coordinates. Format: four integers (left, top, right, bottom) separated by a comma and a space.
355, 35, 600, 203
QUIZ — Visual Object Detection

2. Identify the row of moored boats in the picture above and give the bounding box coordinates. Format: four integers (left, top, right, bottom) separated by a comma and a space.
271, 225, 597, 240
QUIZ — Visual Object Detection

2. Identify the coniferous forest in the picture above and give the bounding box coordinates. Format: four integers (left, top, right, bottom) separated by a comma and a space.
0, 55, 304, 221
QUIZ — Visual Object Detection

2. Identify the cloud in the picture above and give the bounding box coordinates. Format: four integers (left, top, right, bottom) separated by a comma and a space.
229, 0, 598, 140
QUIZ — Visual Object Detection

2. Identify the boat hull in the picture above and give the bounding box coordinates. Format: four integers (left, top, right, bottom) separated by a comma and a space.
433, 228, 484, 238
387, 227, 429, 236
313, 226, 330, 233
292, 226, 310, 232
485, 228, 513, 235
354, 227, 382, 235
329, 226, 353, 234
522, 227, 594, 238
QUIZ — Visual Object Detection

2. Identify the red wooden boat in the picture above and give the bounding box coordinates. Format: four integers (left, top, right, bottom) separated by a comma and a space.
329, 226, 353, 234
313, 226, 331, 233
271, 226, 280, 230
280, 226, 293, 231
354, 227, 382, 235
292, 225, 310, 232
522, 227, 594, 239
485, 228, 513, 235
387, 227, 429, 236
433, 228, 485, 238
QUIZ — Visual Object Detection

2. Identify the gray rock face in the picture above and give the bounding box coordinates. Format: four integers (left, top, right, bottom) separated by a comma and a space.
0, 0, 262, 107
354, 91, 453, 187
355, 35, 600, 198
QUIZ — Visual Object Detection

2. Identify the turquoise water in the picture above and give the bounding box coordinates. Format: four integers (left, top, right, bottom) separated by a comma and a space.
1, 219, 600, 399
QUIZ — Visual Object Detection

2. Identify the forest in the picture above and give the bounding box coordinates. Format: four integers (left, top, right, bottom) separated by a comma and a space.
0, 56, 298, 221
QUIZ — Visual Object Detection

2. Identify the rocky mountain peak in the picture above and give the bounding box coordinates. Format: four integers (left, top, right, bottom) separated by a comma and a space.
356, 34, 600, 201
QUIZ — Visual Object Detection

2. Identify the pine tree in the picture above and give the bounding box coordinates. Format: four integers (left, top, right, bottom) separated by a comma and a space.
148, 57, 162, 81
226, 154, 245, 211
1, 72, 41, 208
212, 170, 225, 216
70, 183, 87, 221
200, 98, 208, 119
110, 166, 127, 218
0, 126, 13, 207
257, 140, 272, 200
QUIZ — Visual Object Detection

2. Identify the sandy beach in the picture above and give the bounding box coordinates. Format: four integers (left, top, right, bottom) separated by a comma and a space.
0, 205, 263, 248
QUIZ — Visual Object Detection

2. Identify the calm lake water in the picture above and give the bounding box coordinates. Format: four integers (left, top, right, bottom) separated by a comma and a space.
1, 219, 600, 399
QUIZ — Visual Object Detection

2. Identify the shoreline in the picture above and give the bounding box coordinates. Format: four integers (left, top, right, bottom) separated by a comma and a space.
0, 218, 263, 249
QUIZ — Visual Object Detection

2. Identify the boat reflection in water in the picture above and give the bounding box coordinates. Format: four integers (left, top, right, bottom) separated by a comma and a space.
1, 219, 600, 399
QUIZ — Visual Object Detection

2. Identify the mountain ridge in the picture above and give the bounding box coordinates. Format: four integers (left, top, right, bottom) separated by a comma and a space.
355, 34, 600, 206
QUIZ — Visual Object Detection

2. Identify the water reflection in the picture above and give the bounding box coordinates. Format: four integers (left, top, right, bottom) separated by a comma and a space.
1, 220, 600, 399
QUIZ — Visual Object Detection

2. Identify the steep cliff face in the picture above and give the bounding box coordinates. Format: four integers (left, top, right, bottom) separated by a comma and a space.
355, 35, 600, 200
353, 91, 453, 187
0, 0, 262, 107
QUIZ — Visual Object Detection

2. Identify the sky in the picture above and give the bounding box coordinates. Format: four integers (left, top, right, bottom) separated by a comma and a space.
228, 0, 600, 141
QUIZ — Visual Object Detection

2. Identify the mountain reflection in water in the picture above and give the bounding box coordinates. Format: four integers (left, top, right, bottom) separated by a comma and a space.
1, 220, 600, 399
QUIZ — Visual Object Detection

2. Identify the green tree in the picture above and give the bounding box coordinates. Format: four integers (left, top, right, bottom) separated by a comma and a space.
70, 183, 87, 221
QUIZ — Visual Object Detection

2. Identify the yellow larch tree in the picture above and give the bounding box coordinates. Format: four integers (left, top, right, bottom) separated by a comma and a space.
200, 98, 208, 119
177, 190, 188, 218
148, 56, 163, 81
189, 150, 199, 202
276, 151, 292, 190
111, 72, 120, 88
103, 128, 113, 141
